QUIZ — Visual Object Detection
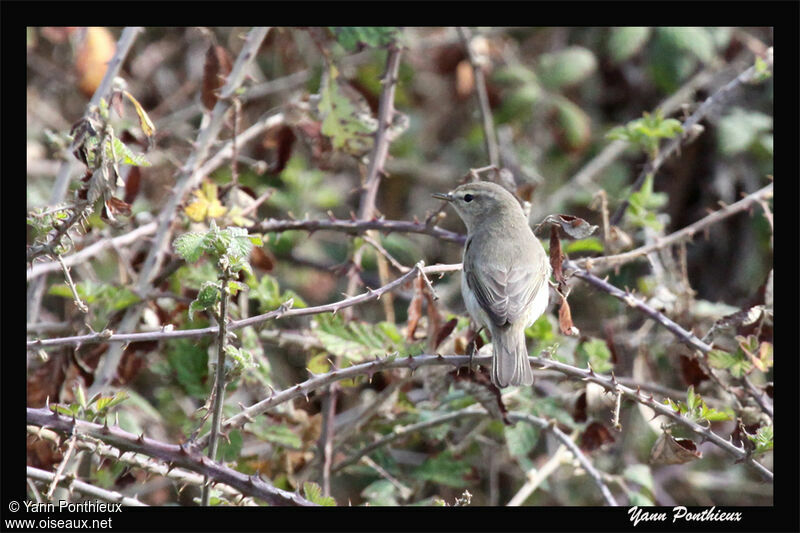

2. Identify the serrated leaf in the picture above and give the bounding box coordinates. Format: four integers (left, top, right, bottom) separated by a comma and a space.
303, 481, 337, 506
579, 338, 613, 373
312, 314, 409, 363
104, 136, 150, 167
174, 232, 208, 263
166, 340, 209, 398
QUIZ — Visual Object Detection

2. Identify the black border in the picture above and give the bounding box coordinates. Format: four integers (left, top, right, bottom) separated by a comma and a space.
8, 3, 799, 532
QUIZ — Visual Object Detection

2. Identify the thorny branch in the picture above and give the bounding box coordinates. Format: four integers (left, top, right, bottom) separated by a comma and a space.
28, 466, 147, 507
575, 182, 773, 270
26, 407, 316, 506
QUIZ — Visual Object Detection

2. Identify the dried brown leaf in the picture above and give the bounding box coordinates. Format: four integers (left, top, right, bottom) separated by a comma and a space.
202, 44, 233, 111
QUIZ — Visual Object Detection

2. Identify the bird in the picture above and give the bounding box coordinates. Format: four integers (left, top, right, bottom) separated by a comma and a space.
432, 181, 551, 387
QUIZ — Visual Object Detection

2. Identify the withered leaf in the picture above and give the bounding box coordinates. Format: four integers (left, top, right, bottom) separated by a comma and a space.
558, 293, 576, 335
202, 44, 233, 111
549, 225, 564, 284
679, 354, 709, 387
124, 166, 141, 204
579, 421, 615, 452
406, 277, 424, 341
434, 318, 458, 350
649, 432, 702, 465
545, 214, 599, 240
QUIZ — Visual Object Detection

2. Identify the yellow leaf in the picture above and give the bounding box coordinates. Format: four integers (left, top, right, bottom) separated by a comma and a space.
184, 181, 228, 222
123, 90, 156, 138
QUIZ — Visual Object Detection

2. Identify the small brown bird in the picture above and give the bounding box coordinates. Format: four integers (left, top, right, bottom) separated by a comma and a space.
433, 181, 551, 387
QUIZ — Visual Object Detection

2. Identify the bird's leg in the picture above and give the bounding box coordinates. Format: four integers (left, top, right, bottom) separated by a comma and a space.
466, 326, 484, 375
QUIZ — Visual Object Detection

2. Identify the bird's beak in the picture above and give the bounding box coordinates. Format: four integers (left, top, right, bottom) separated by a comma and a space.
431, 192, 453, 202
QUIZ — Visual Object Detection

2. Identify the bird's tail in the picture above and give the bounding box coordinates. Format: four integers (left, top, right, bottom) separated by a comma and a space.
491, 326, 534, 388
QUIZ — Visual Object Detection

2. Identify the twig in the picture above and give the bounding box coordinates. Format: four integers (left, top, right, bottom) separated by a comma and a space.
28, 28, 144, 326
201, 272, 232, 506
56, 255, 88, 314
28, 222, 158, 281
577, 182, 773, 271
345, 41, 404, 320
28, 466, 147, 507
45, 429, 79, 501
456, 27, 499, 167
507, 443, 569, 506
26, 407, 316, 506
362, 233, 410, 273
27, 425, 255, 505
566, 260, 712, 354
521, 415, 618, 506
544, 61, 724, 213
28, 263, 461, 351
193, 349, 771, 483
609, 49, 773, 226
256, 216, 465, 243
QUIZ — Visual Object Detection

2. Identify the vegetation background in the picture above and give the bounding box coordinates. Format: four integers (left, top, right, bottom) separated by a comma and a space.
26, 27, 773, 507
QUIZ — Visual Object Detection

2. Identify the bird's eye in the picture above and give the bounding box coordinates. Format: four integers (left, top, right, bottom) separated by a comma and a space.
463, 194, 474, 202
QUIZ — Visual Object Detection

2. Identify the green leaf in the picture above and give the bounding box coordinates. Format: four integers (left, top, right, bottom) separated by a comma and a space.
553, 96, 591, 149
173, 232, 208, 263
537, 46, 597, 89
525, 313, 554, 343
360, 479, 400, 506
318, 64, 378, 158
657, 27, 716, 64
608, 27, 651, 63
717, 108, 773, 155
623, 464, 654, 493
578, 338, 613, 373
218, 430, 243, 462
748, 425, 773, 454
253, 424, 302, 449
303, 481, 337, 506
104, 136, 151, 167
413, 451, 472, 488
330, 27, 398, 51
167, 339, 209, 398
505, 421, 540, 459
312, 314, 412, 363
563, 237, 604, 254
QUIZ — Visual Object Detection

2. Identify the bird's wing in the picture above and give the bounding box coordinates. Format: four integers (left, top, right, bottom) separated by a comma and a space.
464, 246, 547, 328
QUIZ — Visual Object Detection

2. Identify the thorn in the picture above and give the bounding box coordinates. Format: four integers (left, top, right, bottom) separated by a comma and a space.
327, 210, 336, 221
137, 433, 145, 443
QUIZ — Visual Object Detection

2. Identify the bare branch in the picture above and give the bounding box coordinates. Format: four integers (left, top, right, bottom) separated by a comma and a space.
576, 182, 773, 271
28, 263, 461, 350
26, 407, 316, 506
28, 466, 147, 507
456, 27, 499, 167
